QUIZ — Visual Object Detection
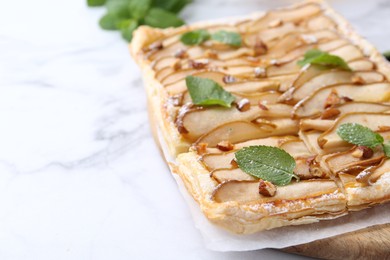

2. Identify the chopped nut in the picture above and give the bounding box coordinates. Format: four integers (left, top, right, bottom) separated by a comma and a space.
174, 49, 188, 59
321, 107, 341, 119
236, 99, 251, 112
270, 59, 280, 66
351, 75, 365, 85
300, 34, 318, 44
378, 126, 390, 132
230, 158, 239, 168
254, 67, 266, 78
169, 94, 183, 106
204, 50, 218, 59
352, 146, 374, 159
268, 19, 283, 28
258, 102, 269, 110
146, 41, 163, 52
306, 155, 316, 166
254, 39, 268, 56
216, 140, 234, 152
356, 165, 377, 184
172, 60, 182, 71
189, 59, 208, 69
324, 89, 340, 108
195, 143, 208, 154
223, 75, 236, 84
341, 96, 354, 102
259, 180, 277, 197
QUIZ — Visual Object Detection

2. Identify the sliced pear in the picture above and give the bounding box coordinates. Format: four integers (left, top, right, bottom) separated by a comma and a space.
230, 91, 281, 105
300, 119, 334, 132
196, 119, 299, 147
305, 14, 336, 30
292, 83, 390, 118
325, 148, 384, 174
329, 44, 364, 62
348, 59, 375, 71
212, 179, 340, 203
292, 71, 385, 101
279, 140, 312, 157
356, 159, 390, 185
336, 102, 390, 115
299, 130, 323, 155
201, 151, 236, 170
240, 3, 322, 33
211, 168, 257, 182
318, 112, 390, 151
180, 104, 293, 141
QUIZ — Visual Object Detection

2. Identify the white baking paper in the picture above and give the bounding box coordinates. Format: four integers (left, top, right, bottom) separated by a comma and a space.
157, 126, 390, 251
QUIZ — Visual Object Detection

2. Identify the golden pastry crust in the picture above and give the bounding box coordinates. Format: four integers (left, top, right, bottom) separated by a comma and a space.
131, 0, 390, 233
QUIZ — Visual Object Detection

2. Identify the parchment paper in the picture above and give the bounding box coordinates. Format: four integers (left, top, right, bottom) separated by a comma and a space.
157, 127, 390, 251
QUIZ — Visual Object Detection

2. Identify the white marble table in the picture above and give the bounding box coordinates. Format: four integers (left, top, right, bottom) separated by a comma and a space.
0, 0, 389, 259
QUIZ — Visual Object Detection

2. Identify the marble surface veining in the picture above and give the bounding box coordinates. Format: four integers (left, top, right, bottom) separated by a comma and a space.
0, 0, 389, 259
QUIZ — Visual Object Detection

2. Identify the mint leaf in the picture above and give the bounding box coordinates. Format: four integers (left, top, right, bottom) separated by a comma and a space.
180, 29, 210, 45
129, 0, 151, 20
106, 0, 131, 18
298, 49, 351, 70
143, 8, 185, 28
119, 19, 138, 42
337, 123, 384, 148
88, 0, 106, 7
99, 13, 123, 30
384, 51, 390, 62
185, 76, 235, 107
235, 146, 298, 186
153, 0, 192, 13
211, 30, 242, 47
382, 143, 390, 157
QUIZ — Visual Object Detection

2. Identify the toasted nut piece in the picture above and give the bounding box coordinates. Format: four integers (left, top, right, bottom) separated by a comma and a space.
230, 158, 239, 168
351, 75, 365, 85
174, 49, 188, 59
169, 93, 183, 106
259, 180, 277, 197
352, 146, 374, 159
144, 41, 163, 52
324, 89, 340, 108
195, 143, 208, 154
378, 125, 390, 132
321, 107, 341, 119
223, 75, 236, 84
204, 50, 218, 59
172, 60, 182, 71
254, 67, 266, 78
236, 99, 251, 112
268, 19, 283, 28
216, 140, 234, 151
258, 102, 269, 110
189, 59, 208, 69
254, 39, 268, 56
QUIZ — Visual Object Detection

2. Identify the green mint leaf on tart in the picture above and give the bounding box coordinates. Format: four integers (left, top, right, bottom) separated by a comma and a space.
185, 76, 235, 107
384, 51, 390, 62
337, 123, 384, 148
143, 8, 185, 28
119, 19, 138, 42
88, 0, 106, 7
106, 0, 132, 18
153, 0, 192, 13
297, 49, 351, 71
211, 30, 242, 47
235, 146, 298, 186
382, 142, 390, 157
128, 0, 151, 20
180, 29, 210, 45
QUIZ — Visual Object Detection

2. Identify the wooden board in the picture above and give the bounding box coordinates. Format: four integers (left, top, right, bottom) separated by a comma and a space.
282, 223, 390, 259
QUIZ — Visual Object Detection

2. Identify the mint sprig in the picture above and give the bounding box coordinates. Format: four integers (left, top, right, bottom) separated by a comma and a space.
337, 123, 390, 157
298, 49, 351, 71
88, 0, 191, 42
180, 30, 210, 46
180, 30, 242, 47
211, 30, 242, 47
185, 76, 235, 107
235, 146, 299, 186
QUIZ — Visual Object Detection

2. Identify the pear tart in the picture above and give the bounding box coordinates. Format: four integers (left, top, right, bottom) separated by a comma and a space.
130, 0, 390, 234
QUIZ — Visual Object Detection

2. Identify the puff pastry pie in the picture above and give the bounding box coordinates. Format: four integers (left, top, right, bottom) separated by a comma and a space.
130, 0, 390, 234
